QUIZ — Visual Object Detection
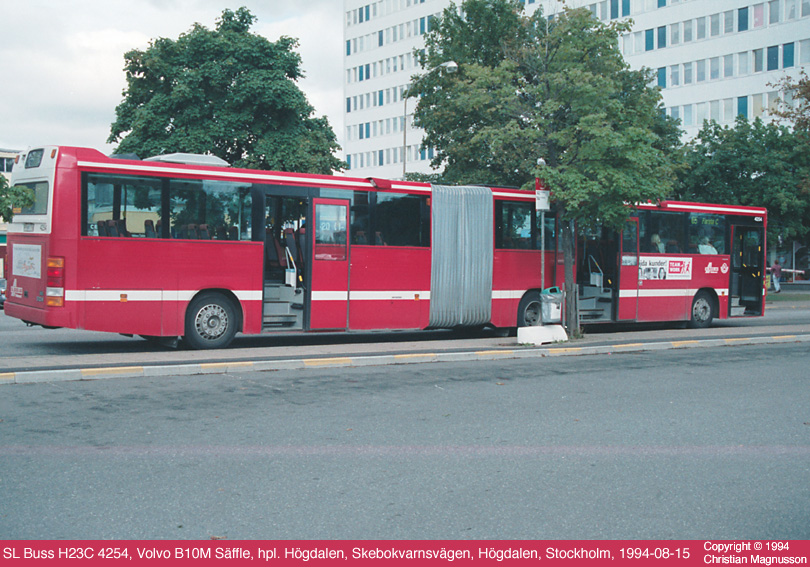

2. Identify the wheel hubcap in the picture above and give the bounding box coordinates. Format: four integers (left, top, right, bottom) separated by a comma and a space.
524, 301, 541, 326
195, 304, 228, 340
693, 298, 710, 321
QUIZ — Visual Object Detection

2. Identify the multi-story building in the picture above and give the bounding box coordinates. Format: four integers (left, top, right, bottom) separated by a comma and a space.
0, 148, 16, 185
0, 148, 18, 276
343, 0, 810, 180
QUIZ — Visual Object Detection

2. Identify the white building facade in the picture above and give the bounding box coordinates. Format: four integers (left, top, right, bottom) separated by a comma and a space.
343, 0, 810, 180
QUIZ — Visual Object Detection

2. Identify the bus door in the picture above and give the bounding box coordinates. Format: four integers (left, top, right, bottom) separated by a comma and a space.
309, 198, 350, 330
617, 218, 639, 320
730, 224, 764, 316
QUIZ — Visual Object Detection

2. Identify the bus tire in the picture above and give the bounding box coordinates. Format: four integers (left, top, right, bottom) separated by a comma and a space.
688, 291, 714, 329
184, 292, 238, 349
517, 291, 542, 327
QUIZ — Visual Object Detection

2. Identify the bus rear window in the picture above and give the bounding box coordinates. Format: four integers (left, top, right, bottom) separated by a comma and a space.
12, 181, 49, 215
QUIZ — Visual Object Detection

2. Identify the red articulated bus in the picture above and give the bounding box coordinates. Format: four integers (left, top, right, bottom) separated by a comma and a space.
4, 146, 765, 348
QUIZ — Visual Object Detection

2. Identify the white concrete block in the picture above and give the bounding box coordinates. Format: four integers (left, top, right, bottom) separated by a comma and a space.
517, 325, 568, 346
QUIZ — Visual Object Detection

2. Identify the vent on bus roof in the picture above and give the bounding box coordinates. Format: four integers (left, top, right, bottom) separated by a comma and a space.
145, 153, 230, 167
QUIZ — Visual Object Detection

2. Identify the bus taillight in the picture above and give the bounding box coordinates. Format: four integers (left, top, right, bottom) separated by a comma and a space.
46, 256, 65, 307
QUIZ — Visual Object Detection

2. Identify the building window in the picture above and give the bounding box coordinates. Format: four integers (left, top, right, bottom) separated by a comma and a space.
710, 57, 720, 80
803, 0, 810, 17
696, 59, 706, 82
724, 54, 734, 77
738, 96, 749, 119
645, 29, 654, 51
710, 13, 721, 36
697, 16, 707, 39
769, 0, 780, 23
710, 100, 721, 122
683, 62, 693, 84
683, 104, 693, 126
754, 48, 765, 72
767, 45, 779, 70
723, 98, 735, 122
753, 3, 765, 27
724, 10, 735, 33
738, 7, 749, 31
670, 64, 680, 86
611, 0, 619, 19
802, 39, 810, 64
784, 43, 795, 67
670, 22, 680, 45
658, 26, 667, 48
739, 51, 750, 74
786, 0, 798, 19
683, 19, 693, 42
658, 67, 667, 88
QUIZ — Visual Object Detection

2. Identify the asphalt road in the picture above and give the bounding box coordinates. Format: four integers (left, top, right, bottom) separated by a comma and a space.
1, 342, 808, 539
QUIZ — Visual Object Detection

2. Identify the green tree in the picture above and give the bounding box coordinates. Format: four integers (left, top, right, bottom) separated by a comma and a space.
0, 174, 34, 223
108, 7, 344, 174
771, 70, 810, 132
410, 0, 679, 332
677, 117, 810, 245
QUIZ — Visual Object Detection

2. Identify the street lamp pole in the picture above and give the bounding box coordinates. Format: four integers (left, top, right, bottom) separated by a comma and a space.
402, 60, 458, 180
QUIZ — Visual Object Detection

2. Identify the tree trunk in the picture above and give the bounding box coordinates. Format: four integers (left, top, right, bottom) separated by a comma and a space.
560, 215, 579, 336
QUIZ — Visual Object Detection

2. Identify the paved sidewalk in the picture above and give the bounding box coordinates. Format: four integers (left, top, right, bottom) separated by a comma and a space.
2, 293, 807, 385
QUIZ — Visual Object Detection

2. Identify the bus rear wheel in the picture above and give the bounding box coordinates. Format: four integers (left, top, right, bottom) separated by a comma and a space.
688, 291, 714, 329
517, 291, 542, 327
184, 292, 238, 349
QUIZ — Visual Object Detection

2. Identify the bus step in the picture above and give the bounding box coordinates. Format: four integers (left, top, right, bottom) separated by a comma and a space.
579, 308, 607, 320
263, 313, 298, 326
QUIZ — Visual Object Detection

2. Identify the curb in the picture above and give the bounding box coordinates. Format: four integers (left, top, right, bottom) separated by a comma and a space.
2, 333, 809, 386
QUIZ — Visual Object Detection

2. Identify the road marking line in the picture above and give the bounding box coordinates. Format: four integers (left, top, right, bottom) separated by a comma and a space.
671, 340, 700, 347
394, 353, 436, 360
303, 357, 353, 366
476, 350, 514, 356
81, 366, 144, 377
0, 373, 15, 381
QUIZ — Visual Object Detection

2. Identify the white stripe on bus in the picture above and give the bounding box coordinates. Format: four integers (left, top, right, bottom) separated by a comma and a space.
64, 290, 262, 302
619, 288, 729, 298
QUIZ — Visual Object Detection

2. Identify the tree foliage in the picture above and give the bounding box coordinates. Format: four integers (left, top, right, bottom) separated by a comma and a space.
412, 1, 678, 228
0, 173, 34, 223
410, 0, 679, 331
771, 70, 810, 132
108, 7, 344, 174
677, 117, 810, 244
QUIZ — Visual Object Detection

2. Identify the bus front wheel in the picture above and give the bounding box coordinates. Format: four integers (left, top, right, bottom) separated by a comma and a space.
688, 291, 714, 329
184, 292, 238, 349
517, 291, 542, 327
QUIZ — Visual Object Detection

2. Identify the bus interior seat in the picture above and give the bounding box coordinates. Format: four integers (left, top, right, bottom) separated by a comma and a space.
199, 224, 210, 239
285, 229, 299, 264
106, 219, 120, 237
666, 240, 681, 253
228, 226, 238, 241
97, 221, 108, 237
273, 236, 287, 268
216, 226, 227, 240
144, 219, 157, 238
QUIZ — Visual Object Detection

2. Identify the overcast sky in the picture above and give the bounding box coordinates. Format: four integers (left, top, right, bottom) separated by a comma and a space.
0, 0, 344, 155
